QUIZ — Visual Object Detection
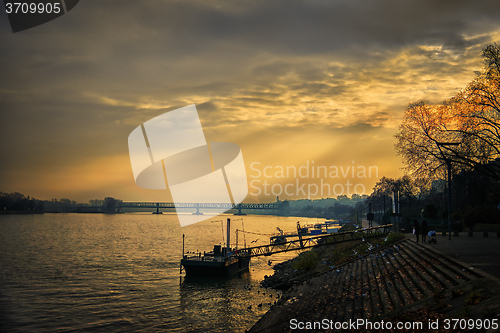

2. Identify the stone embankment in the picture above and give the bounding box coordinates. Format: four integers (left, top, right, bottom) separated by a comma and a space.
249, 239, 500, 332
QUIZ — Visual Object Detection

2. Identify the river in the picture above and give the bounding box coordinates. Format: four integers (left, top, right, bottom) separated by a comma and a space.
0, 213, 321, 332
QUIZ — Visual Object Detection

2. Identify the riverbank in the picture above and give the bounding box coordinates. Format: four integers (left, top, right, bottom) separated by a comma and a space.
260, 233, 405, 290
248, 234, 500, 332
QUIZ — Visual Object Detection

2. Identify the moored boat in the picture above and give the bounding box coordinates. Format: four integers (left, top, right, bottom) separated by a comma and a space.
181, 218, 250, 276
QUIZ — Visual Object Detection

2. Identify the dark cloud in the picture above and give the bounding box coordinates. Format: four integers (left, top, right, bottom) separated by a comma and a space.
1, 0, 500, 200
126, 0, 500, 55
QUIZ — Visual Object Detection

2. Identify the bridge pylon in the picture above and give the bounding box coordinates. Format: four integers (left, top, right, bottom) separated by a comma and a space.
152, 202, 163, 214
234, 203, 247, 216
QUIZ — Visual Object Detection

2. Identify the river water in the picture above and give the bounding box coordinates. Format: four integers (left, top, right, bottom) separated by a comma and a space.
0, 213, 321, 332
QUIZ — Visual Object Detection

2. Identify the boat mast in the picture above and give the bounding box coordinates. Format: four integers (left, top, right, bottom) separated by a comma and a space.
180, 234, 185, 274
226, 218, 231, 255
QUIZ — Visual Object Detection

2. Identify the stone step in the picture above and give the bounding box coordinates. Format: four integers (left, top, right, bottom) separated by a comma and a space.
392, 243, 438, 297
398, 241, 451, 291
363, 255, 382, 318
384, 244, 423, 303
358, 257, 374, 318
378, 249, 413, 307
334, 262, 357, 320
344, 260, 363, 321
403, 241, 466, 287
248, 237, 495, 333
406, 241, 481, 281
367, 252, 393, 314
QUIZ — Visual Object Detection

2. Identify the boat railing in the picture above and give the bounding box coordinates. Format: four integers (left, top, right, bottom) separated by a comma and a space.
183, 254, 228, 262
270, 231, 300, 238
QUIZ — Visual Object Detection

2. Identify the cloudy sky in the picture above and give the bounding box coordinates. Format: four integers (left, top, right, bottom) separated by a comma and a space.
1, 0, 500, 203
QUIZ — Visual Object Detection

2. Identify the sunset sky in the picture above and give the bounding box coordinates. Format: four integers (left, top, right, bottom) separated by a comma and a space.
1, 0, 500, 203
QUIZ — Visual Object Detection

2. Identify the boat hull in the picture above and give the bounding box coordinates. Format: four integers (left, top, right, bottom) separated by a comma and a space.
181, 256, 250, 276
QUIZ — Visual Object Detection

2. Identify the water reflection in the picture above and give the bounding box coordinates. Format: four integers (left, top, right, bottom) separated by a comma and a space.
179, 272, 267, 333
0, 213, 317, 333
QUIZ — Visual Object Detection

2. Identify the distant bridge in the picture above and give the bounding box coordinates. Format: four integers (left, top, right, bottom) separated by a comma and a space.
119, 201, 287, 215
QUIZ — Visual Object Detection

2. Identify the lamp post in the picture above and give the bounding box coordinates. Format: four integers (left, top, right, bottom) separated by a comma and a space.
436, 142, 460, 240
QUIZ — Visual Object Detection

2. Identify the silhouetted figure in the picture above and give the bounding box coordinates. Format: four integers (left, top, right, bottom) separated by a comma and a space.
413, 220, 420, 242
428, 231, 437, 243
421, 220, 428, 243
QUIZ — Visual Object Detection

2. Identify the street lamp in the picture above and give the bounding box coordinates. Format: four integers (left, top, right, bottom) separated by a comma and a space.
436, 142, 460, 240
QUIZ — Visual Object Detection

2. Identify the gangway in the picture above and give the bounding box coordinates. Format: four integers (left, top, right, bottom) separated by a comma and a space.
236, 224, 392, 258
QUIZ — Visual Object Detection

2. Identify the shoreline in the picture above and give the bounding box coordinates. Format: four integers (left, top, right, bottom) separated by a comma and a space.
248, 234, 500, 332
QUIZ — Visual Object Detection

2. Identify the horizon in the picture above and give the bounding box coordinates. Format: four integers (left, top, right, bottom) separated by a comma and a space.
2, 1, 500, 203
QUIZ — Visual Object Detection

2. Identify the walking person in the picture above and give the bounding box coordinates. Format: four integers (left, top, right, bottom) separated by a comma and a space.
413, 220, 420, 243
421, 220, 428, 243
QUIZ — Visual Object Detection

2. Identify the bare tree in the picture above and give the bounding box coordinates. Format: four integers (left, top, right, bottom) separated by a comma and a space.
395, 101, 460, 179
450, 44, 500, 179
396, 44, 500, 181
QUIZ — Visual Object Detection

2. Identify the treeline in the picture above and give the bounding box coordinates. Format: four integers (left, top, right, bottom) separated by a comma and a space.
0, 192, 44, 213
0, 193, 122, 214
286, 195, 368, 219
368, 167, 500, 231
43, 197, 122, 213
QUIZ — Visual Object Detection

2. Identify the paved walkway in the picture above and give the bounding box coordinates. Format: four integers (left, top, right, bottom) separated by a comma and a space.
364, 220, 500, 279
407, 231, 500, 279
